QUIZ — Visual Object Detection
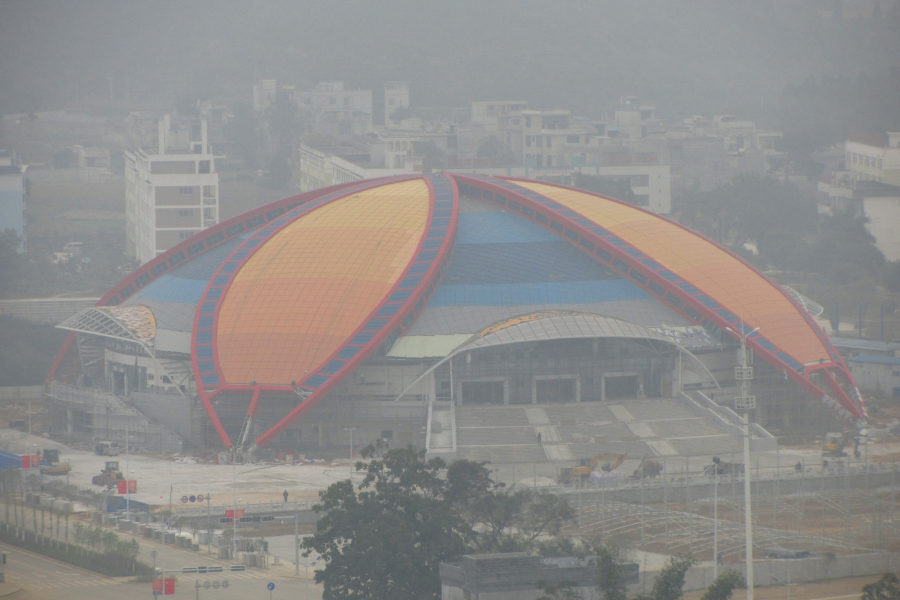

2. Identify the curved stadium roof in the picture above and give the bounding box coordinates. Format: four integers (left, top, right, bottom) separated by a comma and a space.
49, 174, 865, 449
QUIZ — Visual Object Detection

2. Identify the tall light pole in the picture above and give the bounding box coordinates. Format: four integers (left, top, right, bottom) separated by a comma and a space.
726, 324, 759, 600
343, 427, 360, 480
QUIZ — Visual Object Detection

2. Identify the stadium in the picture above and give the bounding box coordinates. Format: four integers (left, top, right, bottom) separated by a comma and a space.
46, 174, 866, 461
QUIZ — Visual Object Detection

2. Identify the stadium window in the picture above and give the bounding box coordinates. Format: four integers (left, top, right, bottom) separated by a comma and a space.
595, 247, 612, 261
536, 212, 549, 224
509, 200, 521, 211
522, 205, 534, 217
648, 280, 665, 295
550, 220, 564, 233
565, 228, 578, 241
630, 270, 647, 284
665, 293, 683, 308
613, 258, 629, 272
684, 305, 701, 321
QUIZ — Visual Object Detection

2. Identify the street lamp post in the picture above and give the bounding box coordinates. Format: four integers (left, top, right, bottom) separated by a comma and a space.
726, 324, 759, 600
343, 427, 360, 480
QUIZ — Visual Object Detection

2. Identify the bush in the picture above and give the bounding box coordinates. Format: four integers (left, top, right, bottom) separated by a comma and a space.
0, 524, 152, 577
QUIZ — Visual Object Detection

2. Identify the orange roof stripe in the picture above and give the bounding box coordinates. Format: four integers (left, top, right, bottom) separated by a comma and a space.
512, 181, 831, 365
216, 179, 430, 384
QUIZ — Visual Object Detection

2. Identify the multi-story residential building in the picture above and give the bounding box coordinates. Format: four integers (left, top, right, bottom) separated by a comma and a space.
124, 116, 219, 263
297, 135, 424, 192
384, 81, 410, 127
845, 131, 900, 186
0, 150, 26, 251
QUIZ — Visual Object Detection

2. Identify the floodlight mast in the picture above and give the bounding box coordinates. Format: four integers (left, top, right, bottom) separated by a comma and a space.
725, 324, 759, 600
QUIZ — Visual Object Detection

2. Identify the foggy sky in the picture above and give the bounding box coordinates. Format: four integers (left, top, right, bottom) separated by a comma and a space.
1, 1, 898, 121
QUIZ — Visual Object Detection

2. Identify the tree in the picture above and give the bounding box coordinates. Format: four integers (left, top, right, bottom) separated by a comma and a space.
301, 448, 467, 600
595, 543, 630, 600
465, 489, 573, 553
476, 136, 517, 167
861, 572, 900, 600
700, 570, 745, 600
648, 555, 696, 600
536, 580, 582, 600
885, 261, 900, 292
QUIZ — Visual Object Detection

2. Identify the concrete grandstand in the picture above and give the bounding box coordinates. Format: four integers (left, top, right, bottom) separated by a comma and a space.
45, 174, 866, 462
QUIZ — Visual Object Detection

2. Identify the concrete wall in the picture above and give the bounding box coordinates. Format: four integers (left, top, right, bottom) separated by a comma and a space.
130, 391, 198, 443
0, 385, 45, 400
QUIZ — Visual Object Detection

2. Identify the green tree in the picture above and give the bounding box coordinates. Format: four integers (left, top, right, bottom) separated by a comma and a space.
861, 572, 900, 600
649, 555, 696, 600
301, 448, 467, 600
465, 489, 573, 553
594, 543, 630, 600
700, 570, 745, 600
476, 136, 517, 167
885, 261, 900, 292
536, 580, 582, 600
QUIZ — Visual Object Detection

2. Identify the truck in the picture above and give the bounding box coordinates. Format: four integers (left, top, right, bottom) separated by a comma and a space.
94, 441, 120, 456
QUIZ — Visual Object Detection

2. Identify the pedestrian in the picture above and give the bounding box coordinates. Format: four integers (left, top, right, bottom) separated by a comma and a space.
283, 490, 288, 503
537, 432, 542, 445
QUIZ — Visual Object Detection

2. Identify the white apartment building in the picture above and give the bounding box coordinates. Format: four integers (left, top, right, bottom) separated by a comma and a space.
297, 136, 423, 192
384, 82, 410, 126
845, 131, 900, 186
124, 116, 219, 264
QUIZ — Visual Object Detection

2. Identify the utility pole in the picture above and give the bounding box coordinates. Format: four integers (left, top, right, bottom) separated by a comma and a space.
295, 514, 300, 576
713, 467, 718, 579
727, 323, 759, 600
125, 420, 130, 522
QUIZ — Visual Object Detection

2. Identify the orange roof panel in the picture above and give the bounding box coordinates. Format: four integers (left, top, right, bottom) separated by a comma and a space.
216, 179, 430, 384
512, 181, 831, 365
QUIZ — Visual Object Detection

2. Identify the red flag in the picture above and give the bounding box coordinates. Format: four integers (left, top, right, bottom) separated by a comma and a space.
117, 480, 127, 494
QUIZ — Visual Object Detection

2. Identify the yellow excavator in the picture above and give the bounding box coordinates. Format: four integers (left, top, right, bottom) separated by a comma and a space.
822, 432, 860, 459
558, 453, 626, 484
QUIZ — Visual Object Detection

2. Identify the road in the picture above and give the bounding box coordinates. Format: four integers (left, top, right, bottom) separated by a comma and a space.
1, 534, 324, 600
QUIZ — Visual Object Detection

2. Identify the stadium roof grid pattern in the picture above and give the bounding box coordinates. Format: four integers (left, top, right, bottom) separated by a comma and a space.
216, 179, 431, 385
511, 180, 832, 365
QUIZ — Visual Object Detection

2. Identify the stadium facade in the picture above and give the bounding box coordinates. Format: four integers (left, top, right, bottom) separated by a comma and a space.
46, 174, 865, 454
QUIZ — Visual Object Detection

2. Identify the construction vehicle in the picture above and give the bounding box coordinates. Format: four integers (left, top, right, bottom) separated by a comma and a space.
631, 458, 663, 480
822, 432, 860, 459
704, 456, 744, 477
94, 441, 120, 456
558, 453, 626, 484
91, 461, 124, 487
39, 449, 71, 476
